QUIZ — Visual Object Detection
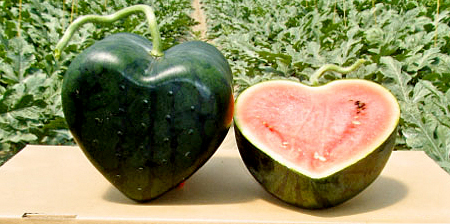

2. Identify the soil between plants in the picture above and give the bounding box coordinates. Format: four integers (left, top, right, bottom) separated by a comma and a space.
191, 0, 207, 40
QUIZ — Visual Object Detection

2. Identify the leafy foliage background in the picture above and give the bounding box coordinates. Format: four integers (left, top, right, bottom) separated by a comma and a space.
1, 0, 450, 174
202, 0, 450, 173
0, 0, 196, 165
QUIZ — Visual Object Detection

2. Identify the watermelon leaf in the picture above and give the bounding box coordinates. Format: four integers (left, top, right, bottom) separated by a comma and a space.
400, 80, 450, 172
201, 0, 450, 173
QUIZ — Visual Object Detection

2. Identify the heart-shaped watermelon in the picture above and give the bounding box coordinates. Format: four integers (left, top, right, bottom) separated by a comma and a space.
62, 33, 233, 201
234, 79, 400, 209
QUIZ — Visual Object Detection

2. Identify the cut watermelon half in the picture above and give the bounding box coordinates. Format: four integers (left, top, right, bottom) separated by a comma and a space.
234, 79, 400, 209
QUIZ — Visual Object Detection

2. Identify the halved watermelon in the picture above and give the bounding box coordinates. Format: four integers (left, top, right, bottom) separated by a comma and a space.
234, 79, 400, 209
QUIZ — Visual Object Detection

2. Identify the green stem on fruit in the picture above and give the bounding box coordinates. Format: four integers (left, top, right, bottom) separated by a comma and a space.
55, 4, 163, 59
310, 59, 366, 86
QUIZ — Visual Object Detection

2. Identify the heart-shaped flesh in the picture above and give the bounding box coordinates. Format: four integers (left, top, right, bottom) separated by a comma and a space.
235, 80, 400, 178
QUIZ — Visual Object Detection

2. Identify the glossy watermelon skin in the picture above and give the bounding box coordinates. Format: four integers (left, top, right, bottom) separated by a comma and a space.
235, 126, 396, 209
62, 33, 233, 201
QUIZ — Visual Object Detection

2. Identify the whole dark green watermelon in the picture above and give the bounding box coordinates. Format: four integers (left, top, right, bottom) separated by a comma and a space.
62, 33, 234, 201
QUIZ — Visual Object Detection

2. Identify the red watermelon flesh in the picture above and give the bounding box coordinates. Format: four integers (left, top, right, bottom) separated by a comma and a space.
235, 79, 400, 178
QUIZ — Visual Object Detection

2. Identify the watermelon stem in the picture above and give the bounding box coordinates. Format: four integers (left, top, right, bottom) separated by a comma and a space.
310, 59, 366, 86
54, 4, 163, 59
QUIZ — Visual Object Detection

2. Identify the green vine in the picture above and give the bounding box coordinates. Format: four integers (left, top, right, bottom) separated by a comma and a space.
55, 4, 163, 59
310, 59, 366, 86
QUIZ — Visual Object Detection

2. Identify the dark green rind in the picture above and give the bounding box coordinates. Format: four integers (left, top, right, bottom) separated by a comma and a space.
234, 123, 397, 209
62, 33, 233, 201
